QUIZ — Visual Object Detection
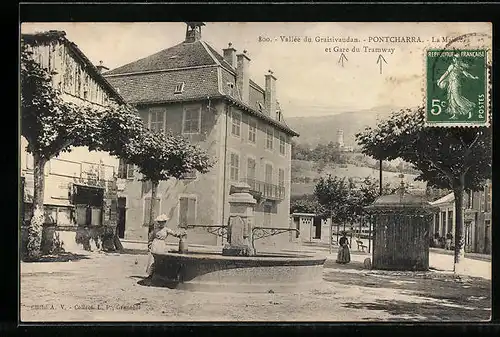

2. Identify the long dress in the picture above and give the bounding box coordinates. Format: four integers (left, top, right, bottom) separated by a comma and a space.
438, 63, 476, 119
336, 236, 351, 264
145, 227, 172, 276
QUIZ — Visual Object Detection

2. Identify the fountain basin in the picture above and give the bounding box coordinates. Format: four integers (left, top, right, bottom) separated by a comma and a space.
151, 251, 326, 293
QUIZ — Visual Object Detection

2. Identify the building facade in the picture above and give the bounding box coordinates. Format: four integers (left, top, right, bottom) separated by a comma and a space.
104, 23, 299, 248
430, 180, 492, 254
290, 213, 331, 244
20, 31, 126, 250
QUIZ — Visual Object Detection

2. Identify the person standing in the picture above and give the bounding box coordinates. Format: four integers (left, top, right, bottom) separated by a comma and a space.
336, 231, 351, 264
145, 214, 185, 279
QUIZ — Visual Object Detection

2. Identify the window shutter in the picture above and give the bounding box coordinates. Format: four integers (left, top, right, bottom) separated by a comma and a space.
187, 198, 196, 224
179, 197, 188, 227
117, 158, 125, 178
143, 198, 152, 225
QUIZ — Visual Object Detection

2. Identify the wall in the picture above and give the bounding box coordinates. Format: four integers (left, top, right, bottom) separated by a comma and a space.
122, 101, 223, 245
26, 40, 114, 108
222, 103, 294, 249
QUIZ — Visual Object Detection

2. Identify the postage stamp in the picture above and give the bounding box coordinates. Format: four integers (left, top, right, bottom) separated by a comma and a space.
425, 49, 488, 127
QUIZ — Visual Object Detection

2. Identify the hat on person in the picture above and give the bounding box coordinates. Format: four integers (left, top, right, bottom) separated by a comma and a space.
155, 214, 170, 222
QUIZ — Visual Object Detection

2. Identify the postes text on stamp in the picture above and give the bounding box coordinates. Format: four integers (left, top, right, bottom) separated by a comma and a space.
425, 49, 488, 127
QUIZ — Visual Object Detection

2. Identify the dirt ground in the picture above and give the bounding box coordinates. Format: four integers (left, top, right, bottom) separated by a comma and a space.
20, 245, 491, 322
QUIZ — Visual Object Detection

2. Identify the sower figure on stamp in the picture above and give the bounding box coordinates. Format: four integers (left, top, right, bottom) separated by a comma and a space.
145, 214, 186, 279
437, 53, 479, 120
336, 231, 351, 264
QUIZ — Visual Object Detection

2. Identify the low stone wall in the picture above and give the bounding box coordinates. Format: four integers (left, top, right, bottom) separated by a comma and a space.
151, 251, 326, 293
20, 224, 118, 257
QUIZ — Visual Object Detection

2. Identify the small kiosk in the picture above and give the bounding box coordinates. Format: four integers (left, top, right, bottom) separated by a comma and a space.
364, 186, 437, 271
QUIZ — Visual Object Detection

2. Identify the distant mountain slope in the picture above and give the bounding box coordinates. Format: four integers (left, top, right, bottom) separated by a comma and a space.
290, 160, 426, 197
285, 106, 401, 146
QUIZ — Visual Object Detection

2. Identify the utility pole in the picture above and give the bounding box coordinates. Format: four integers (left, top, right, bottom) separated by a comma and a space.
329, 208, 333, 255
379, 158, 383, 196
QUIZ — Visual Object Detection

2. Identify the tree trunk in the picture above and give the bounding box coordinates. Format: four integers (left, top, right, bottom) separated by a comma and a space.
147, 181, 158, 244
453, 174, 466, 273
113, 231, 124, 251
26, 153, 47, 261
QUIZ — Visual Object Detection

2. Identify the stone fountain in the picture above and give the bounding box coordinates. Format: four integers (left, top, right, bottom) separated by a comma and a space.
150, 183, 326, 293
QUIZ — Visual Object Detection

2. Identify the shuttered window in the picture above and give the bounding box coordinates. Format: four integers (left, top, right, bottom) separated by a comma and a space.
149, 107, 166, 133
143, 197, 160, 226
182, 105, 202, 134
248, 119, 256, 143
247, 158, 256, 180
265, 164, 273, 184
278, 168, 285, 187
266, 128, 274, 150
230, 153, 239, 181
179, 196, 196, 227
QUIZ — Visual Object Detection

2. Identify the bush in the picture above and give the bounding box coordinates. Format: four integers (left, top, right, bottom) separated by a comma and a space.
20, 224, 65, 259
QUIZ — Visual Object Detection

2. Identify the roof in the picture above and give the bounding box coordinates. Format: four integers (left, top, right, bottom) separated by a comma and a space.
291, 213, 317, 217
106, 67, 221, 104
21, 30, 126, 105
104, 41, 216, 76
429, 192, 455, 206
103, 38, 298, 136
364, 190, 436, 213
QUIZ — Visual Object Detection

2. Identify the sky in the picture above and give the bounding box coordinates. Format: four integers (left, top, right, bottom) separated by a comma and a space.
21, 22, 491, 118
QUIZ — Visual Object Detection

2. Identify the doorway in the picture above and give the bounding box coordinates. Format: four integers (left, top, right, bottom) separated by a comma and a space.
117, 197, 126, 239
263, 204, 272, 227
313, 217, 322, 239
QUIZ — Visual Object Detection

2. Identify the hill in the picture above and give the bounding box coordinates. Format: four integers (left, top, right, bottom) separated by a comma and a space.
286, 105, 400, 147
291, 160, 426, 197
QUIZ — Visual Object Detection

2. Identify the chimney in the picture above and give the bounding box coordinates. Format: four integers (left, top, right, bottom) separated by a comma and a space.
236, 50, 251, 104
264, 70, 277, 117
96, 60, 109, 74
185, 22, 205, 43
223, 42, 237, 68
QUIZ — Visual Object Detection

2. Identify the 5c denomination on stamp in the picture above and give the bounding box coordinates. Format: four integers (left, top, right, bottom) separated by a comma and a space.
425, 49, 488, 127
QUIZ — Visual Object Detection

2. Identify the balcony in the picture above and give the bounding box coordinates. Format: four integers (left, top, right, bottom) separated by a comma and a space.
240, 178, 285, 201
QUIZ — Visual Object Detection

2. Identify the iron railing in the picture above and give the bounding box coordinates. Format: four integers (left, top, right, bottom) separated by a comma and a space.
240, 178, 285, 201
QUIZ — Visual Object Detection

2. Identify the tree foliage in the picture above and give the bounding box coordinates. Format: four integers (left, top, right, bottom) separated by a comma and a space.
355, 107, 491, 192
355, 106, 492, 269
290, 194, 320, 214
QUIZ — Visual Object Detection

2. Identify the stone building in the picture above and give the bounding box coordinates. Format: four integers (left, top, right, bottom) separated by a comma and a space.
20, 30, 126, 250
104, 23, 299, 248
430, 180, 492, 254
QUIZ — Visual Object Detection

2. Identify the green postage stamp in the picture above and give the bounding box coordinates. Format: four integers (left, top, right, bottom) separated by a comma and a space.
425, 49, 488, 126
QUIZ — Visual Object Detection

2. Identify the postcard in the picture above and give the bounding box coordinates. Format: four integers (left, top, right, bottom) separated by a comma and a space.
20, 21, 492, 322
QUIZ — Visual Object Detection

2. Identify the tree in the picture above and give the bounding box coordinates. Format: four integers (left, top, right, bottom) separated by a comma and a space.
21, 42, 147, 260
124, 129, 213, 240
356, 106, 492, 271
21, 44, 107, 260
314, 175, 351, 225
290, 194, 320, 214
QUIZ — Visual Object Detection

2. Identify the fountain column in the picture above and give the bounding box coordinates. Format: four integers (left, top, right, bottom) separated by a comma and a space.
222, 182, 257, 256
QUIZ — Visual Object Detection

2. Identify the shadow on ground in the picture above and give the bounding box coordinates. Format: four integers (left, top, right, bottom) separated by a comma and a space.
23, 252, 91, 263
136, 277, 178, 289
118, 248, 149, 256
324, 260, 367, 270
344, 298, 491, 321
323, 262, 491, 321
